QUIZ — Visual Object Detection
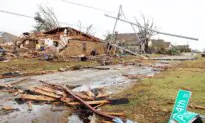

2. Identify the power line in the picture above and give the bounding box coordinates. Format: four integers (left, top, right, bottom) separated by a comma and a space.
0, 9, 106, 31
0, 9, 79, 27
59, 0, 114, 13
0, 9, 33, 18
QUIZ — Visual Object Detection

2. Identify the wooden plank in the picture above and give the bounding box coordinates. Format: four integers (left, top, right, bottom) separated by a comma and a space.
29, 88, 61, 98
103, 112, 125, 117
60, 97, 73, 103
74, 93, 95, 101
20, 94, 56, 101
96, 93, 109, 98
85, 90, 95, 97
66, 100, 109, 106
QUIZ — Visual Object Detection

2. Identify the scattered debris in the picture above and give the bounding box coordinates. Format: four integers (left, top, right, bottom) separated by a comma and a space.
0, 80, 128, 122
2, 106, 19, 111
123, 74, 152, 79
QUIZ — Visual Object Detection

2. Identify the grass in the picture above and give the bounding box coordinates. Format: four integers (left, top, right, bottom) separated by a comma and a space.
0, 58, 99, 74
0, 56, 141, 76
103, 57, 205, 123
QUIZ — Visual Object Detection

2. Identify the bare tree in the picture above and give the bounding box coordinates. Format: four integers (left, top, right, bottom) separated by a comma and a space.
34, 5, 59, 32
135, 13, 158, 53
103, 31, 111, 41
85, 24, 95, 35
77, 21, 95, 35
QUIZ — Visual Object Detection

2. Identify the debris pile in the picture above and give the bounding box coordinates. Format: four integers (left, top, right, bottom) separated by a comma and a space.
0, 80, 128, 122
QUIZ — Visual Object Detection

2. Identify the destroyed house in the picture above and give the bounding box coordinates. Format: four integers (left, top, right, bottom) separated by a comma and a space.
42, 27, 105, 56
16, 27, 106, 56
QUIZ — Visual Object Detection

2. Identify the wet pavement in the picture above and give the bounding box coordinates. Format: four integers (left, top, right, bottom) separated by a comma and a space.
0, 61, 175, 123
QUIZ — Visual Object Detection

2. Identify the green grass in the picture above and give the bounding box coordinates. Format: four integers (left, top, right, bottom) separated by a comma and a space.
103, 57, 205, 123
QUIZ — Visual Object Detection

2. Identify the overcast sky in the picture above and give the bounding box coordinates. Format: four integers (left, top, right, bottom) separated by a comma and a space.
0, 0, 204, 50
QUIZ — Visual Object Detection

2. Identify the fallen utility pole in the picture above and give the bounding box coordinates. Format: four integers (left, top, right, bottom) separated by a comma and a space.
105, 14, 199, 41
100, 40, 148, 59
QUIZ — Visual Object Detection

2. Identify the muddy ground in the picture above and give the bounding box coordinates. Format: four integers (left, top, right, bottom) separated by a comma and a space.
0, 57, 181, 123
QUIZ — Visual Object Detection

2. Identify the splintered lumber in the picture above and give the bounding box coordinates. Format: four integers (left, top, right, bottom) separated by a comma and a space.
2, 106, 15, 110
62, 86, 116, 120
35, 86, 66, 96
0, 89, 17, 93
103, 112, 125, 117
35, 86, 57, 93
30, 88, 61, 98
85, 90, 95, 97
189, 105, 205, 110
168, 102, 205, 110
39, 80, 62, 90
67, 100, 110, 106
20, 94, 56, 101
96, 93, 109, 98
0, 84, 12, 88
75, 93, 95, 101
27, 101, 32, 110
60, 97, 73, 103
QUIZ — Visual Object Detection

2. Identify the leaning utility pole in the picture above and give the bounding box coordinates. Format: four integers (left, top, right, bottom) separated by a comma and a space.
107, 5, 146, 55
105, 14, 199, 41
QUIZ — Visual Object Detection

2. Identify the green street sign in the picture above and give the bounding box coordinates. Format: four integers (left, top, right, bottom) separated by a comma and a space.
173, 111, 198, 123
169, 89, 192, 123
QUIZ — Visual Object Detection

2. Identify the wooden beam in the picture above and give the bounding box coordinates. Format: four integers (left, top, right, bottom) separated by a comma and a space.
20, 94, 56, 101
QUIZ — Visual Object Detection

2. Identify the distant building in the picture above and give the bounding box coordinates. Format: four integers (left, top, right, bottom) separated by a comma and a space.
148, 39, 172, 53
106, 33, 141, 53
175, 45, 191, 52
105, 33, 172, 54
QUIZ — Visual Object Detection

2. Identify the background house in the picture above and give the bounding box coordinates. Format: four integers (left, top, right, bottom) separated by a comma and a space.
148, 39, 172, 53
106, 33, 141, 53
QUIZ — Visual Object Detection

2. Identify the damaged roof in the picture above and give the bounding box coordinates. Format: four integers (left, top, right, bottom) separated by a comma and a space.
43, 27, 101, 42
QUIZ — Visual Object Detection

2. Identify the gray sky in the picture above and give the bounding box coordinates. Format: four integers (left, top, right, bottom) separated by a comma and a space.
0, 0, 204, 50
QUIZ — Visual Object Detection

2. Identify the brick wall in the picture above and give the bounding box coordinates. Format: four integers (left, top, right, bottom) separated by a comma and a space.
59, 40, 106, 56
